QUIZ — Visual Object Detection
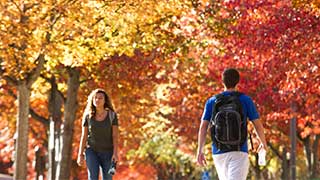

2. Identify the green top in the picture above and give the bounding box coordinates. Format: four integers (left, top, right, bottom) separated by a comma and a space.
83, 111, 118, 152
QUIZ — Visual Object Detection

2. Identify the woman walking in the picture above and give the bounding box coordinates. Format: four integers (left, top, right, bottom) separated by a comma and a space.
77, 89, 119, 180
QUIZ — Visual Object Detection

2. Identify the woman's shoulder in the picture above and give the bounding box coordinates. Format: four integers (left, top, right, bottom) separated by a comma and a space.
82, 114, 91, 126
107, 109, 117, 117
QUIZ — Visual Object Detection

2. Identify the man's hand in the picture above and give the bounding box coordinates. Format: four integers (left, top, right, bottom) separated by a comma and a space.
257, 143, 267, 153
252, 119, 268, 153
197, 120, 209, 166
196, 152, 207, 166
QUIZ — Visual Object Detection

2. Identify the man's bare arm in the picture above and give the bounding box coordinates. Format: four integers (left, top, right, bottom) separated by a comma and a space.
252, 119, 267, 150
197, 120, 209, 166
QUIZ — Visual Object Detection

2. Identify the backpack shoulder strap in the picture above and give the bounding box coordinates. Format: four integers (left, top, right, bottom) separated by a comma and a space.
83, 114, 90, 127
210, 93, 224, 123
108, 110, 115, 125
215, 93, 224, 100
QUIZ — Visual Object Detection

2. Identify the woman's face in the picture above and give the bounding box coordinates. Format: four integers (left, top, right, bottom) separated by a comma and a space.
93, 92, 105, 108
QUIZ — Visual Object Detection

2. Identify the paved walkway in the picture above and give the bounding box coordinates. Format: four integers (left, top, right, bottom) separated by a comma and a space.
0, 174, 13, 180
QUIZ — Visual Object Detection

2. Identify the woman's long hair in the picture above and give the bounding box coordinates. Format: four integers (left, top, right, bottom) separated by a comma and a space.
83, 88, 115, 120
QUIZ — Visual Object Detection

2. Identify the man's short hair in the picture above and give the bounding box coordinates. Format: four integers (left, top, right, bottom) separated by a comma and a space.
222, 68, 240, 88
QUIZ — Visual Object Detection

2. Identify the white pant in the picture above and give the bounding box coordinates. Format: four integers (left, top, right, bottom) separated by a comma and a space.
213, 151, 249, 180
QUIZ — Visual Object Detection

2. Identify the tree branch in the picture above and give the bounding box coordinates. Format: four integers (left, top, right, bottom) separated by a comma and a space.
7, 88, 49, 126
40, 74, 66, 102
22, 3, 39, 13
9, 0, 22, 14
267, 141, 282, 160
26, 53, 45, 87
30, 109, 49, 127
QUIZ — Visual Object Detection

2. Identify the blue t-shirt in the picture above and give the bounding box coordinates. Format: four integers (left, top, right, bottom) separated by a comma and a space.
201, 91, 259, 154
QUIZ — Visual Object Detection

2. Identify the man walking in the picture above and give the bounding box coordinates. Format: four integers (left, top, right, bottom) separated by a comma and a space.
197, 68, 267, 180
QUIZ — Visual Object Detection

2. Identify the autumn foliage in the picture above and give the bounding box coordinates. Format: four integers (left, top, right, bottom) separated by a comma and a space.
0, 0, 319, 179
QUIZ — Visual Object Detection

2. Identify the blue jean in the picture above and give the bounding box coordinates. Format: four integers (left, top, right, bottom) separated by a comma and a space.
85, 147, 113, 180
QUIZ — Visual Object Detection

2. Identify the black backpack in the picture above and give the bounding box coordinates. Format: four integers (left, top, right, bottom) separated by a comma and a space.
210, 92, 247, 151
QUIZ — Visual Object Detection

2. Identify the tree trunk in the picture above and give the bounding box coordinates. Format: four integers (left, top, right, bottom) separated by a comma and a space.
55, 68, 80, 180
48, 76, 63, 180
301, 135, 320, 179
11, 54, 45, 180
14, 81, 30, 180
311, 135, 319, 178
303, 136, 312, 178
281, 147, 290, 180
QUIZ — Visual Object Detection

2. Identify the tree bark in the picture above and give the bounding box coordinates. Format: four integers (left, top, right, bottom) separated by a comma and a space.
311, 135, 319, 178
55, 67, 80, 180
14, 82, 30, 180
48, 76, 63, 180
302, 136, 312, 178
13, 54, 45, 180
281, 147, 289, 180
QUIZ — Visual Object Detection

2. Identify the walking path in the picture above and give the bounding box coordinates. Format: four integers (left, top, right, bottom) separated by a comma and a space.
0, 174, 13, 180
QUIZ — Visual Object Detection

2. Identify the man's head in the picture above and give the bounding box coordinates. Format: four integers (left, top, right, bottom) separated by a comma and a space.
222, 68, 240, 89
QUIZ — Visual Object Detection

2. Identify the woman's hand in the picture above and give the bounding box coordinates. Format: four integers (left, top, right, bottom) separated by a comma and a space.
77, 154, 85, 166
112, 151, 118, 162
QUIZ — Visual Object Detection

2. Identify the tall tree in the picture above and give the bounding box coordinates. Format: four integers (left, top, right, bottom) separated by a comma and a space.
207, 0, 320, 178
0, 1, 68, 178
54, 68, 80, 179
22, 1, 194, 178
